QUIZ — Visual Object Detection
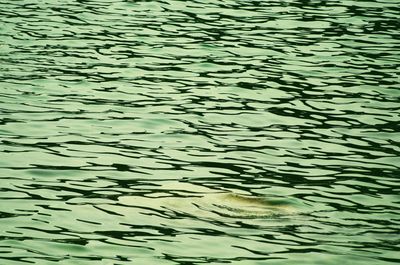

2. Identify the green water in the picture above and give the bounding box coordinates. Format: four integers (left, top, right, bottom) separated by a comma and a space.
0, 0, 399, 264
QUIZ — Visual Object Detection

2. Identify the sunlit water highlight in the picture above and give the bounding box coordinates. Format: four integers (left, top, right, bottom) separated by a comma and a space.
0, 0, 399, 264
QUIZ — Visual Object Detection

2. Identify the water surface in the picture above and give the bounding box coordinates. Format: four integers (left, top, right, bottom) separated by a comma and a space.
0, 0, 399, 264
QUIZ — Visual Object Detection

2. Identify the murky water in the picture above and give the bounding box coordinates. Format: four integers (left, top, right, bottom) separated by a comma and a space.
1, 0, 399, 264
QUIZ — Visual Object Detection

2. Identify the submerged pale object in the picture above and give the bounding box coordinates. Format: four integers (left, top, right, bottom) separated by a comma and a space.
118, 183, 304, 219
200, 193, 298, 218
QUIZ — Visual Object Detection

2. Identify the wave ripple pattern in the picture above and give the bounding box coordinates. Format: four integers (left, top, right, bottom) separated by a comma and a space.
0, 0, 399, 264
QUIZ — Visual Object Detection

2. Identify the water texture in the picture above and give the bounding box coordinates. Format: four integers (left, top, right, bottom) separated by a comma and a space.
0, 0, 399, 264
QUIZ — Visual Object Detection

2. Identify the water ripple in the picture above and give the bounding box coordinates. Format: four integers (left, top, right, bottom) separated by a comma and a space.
1, 0, 399, 264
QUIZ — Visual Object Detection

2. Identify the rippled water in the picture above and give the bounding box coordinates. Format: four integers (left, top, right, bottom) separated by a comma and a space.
1, 0, 399, 264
